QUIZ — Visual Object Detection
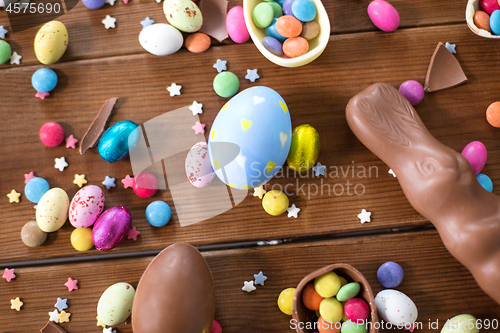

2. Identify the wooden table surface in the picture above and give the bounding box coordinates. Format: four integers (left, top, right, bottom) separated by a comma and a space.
1, 0, 500, 331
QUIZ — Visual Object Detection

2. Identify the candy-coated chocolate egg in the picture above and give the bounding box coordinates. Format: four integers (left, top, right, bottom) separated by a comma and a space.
98, 120, 140, 163
0, 40, 11, 65
367, 0, 400, 32
40, 122, 65, 147
227, 6, 250, 43
24, 177, 50, 203
287, 124, 320, 172
440, 314, 479, 333
209, 86, 292, 189
71, 227, 94, 251
163, 0, 203, 32
461, 141, 487, 175
21, 221, 47, 247
344, 298, 369, 323
146, 201, 172, 227
139, 23, 183, 56
69, 185, 105, 228
375, 289, 417, 328
92, 206, 132, 251
314, 271, 341, 298
34, 21, 68, 65
262, 190, 289, 215
32, 68, 58, 93
133, 172, 159, 198
278, 287, 296, 315
132, 243, 215, 333
186, 142, 216, 188
341, 320, 368, 333
319, 297, 343, 323
97, 282, 135, 325
36, 188, 69, 232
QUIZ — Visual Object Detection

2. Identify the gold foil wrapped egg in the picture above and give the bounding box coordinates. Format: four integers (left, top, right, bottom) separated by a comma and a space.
287, 124, 320, 171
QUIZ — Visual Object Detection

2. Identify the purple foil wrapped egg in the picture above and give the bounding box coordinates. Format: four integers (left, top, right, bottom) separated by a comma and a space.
92, 206, 132, 251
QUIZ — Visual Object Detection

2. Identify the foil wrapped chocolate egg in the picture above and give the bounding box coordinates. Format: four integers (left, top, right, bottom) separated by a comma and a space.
287, 124, 320, 172
92, 206, 132, 251
98, 120, 140, 163
132, 243, 215, 333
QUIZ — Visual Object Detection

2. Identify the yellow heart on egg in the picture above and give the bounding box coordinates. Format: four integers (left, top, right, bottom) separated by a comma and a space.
211, 129, 216, 140
280, 101, 288, 113
241, 119, 253, 131
266, 161, 276, 174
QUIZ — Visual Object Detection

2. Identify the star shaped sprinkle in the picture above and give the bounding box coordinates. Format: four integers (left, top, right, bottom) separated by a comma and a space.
388, 169, 396, 177
24, 171, 35, 184
96, 316, 106, 328
73, 174, 88, 188
213, 59, 227, 73
445, 42, 456, 54
54, 157, 68, 171
312, 162, 326, 177
189, 101, 203, 115
10, 297, 23, 311
49, 309, 60, 322
242, 280, 256, 292
127, 227, 140, 240
357, 209, 371, 224
10, 52, 22, 65
141, 17, 155, 29
102, 15, 117, 29
103, 328, 117, 333
102, 176, 116, 190
54, 298, 68, 311
65, 135, 78, 149
6, 190, 21, 203
3, 268, 16, 281
57, 310, 71, 323
0, 26, 7, 39
64, 277, 78, 292
253, 185, 266, 199
121, 175, 135, 188
156, 0, 161, 2
166, 83, 182, 96
254, 271, 267, 286
36, 91, 50, 100
123, 0, 129, 3
106, 0, 116, 5
245, 69, 260, 82
192, 121, 206, 135
286, 204, 301, 218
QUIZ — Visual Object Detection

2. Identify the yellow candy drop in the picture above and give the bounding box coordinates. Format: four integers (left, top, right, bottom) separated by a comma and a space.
71, 227, 94, 251
314, 271, 341, 298
319, 297, 343, 323
262, 190, 289, 216
278, 288, 296, 315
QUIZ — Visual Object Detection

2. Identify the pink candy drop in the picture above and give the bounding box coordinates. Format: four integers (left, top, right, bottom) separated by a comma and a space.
461, 141, 487, 175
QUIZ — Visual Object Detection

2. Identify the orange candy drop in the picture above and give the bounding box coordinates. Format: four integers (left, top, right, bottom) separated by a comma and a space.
276, 15, 303, 38
185, 32, 211, 53
486, 101, 500, 127
283, 37, 309, 58
302, 283, 324, 310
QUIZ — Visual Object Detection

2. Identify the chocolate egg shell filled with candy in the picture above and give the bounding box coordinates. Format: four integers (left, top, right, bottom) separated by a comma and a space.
292, 263, 378, 333
132, 243, 215, 333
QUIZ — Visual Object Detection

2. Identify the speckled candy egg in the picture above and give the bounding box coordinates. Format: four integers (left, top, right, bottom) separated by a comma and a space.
440, 314, 480, 333
139, 23, 184, 56
97, 282, 135, 325
92, 206, 132, 251
375, 289, 418, 328
98, 120, 140, 163
36, 188, 69, 232
163, 0, 203, 33
34, 21, 68, 65
69, 185, 105, 228
186, 142, 216, 188
208, 86, 292, 189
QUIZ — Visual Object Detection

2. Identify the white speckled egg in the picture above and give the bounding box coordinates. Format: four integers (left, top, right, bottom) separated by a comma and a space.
69, 185, 105, 228
139, 23, 183, 56
97, 282, 135, 326
163, 0, 203, 33
34, 21, 68, 65
375, 289, 418, 328
440, 314, 479, 333
36, 188, 69, 232
185, 142, 216, 188
208, 86, 292, 189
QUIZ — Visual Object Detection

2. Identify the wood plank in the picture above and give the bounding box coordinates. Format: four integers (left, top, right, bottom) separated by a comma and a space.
1, 24, 500, 263
0, 0, 466, 67
0, 231, 499, 332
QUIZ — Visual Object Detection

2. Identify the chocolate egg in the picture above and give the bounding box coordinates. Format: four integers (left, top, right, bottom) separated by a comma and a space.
132, 243, 215, 333
287, 124, 320, 172
69, 185, 105, 228
92, 206, 132, 251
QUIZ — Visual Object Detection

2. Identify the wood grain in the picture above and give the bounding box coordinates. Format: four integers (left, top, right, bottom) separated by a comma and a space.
0, 231, 498, 332
0, 0, 466, 67
1, 24, 500, 263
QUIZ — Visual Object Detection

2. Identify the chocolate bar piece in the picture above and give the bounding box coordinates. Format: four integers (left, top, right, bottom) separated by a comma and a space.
80, 97, 118, 154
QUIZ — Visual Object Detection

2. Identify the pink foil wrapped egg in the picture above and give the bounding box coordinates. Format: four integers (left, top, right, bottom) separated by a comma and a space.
69, 185, 105, 228
185, 142, 216, 188
461, 141, 487, 175
92, 206, 132, 251
367, 0, 400, 32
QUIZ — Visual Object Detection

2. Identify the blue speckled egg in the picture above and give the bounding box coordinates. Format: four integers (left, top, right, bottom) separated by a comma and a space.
208, 86, 292, 189
24, 177, 50, 203
98, 120, 140, 163
31, 68, 58, 93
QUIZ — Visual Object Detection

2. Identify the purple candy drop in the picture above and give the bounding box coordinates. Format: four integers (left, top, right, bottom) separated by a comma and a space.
262, 36, 283, 56
462, 141, 487, 175
399, 80, 424, 106
282, 0, 295, 16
